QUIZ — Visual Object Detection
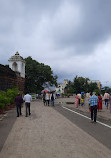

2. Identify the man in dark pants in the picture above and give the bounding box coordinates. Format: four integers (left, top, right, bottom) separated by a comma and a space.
50, 92, 55, 106
89, 92, 98, 123
23, 93, 32, 117
25, 102, 31, 116
15, 93, 23, 117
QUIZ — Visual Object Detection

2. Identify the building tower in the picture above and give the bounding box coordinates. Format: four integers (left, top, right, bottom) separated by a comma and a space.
8, 52, 25, 78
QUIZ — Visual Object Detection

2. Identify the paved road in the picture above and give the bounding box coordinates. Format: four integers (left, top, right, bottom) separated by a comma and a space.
0, 100, 111, 158
54, 104, 111, 150
0, 109, 16, 152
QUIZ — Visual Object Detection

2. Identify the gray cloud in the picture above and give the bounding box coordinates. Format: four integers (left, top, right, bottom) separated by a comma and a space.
49, 0, 111, 54
0, 0, 111, 86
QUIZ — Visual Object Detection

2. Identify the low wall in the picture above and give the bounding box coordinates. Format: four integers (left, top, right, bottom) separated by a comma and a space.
0, 64, 25, 93
16, 77, 25, 93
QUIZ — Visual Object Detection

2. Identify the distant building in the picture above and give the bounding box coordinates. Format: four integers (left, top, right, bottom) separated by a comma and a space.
8, 52, 25, 93
8, 52, 25, 78
55, 79, 68, 94
88, 80, 101, 90
0, 52, 25, 93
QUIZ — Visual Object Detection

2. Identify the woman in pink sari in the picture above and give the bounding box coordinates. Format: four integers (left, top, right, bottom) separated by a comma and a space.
75, 94, 79, 108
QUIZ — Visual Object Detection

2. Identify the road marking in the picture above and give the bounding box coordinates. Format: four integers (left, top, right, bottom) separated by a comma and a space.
62, 106, 111, 129
0, 117, 3, 121
4, 114, 7, 117
0, 113, 8, 121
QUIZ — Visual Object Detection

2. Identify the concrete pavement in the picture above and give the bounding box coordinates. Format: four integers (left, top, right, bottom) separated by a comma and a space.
0, 100, 111, 158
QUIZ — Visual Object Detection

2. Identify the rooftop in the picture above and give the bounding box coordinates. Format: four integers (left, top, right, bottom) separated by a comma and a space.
8, 52, 25, 63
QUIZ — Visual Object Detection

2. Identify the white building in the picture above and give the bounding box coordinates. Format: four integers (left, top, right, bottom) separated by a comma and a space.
55, 79, 68, 94
8, 52, 25, 78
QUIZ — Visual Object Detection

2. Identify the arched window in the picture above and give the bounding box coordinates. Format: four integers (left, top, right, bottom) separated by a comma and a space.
12, 62, 18, 72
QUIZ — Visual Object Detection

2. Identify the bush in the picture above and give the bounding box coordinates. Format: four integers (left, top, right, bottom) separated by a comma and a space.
0, 103, 5, 109
0, 87, 19, 109
6, 88, 19, 104
0, 94, 8, 108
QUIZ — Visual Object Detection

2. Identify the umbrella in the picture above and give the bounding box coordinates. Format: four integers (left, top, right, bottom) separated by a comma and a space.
41, 89, 48, 93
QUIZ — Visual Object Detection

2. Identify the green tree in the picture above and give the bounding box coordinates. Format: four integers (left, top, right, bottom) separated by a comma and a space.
88, 82, 99, 92
65, 76, 99, 95
65, 80, 75, 94
101, 86, 111, 95
25, 57, 57, 93
73, 76, 89, 94
88, 82, 99, 93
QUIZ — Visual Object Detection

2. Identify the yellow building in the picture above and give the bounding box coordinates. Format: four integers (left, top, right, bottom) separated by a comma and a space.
88, 80, 101, 90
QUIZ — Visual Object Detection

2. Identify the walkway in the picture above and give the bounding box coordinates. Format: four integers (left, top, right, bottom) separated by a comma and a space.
0, 100, 111, 158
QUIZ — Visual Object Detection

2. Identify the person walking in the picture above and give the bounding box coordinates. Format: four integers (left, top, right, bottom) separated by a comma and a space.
81, 95, 84, 106
45, 92, 50, 106
81, 92, 85, 106
15, 93, 23, 117
43, 91, 46, 105
97, 93, 102, 111
50, 92, 55, 106
104, 92, 110, 109
109, 93, 111, 113
23, 93, 32, 117
75, 94, 79, 108
89, 92, 98, 123
77, 93, 81, 105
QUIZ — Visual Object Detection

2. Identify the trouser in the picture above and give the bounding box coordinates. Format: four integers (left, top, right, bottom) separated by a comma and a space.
105, 99, 109, 109
25, 102, 31, 116
43, 99, 46, 105
46, 100, 50, 106
16, 104, 22, 117
78, 99, 80, 105
51, 99, 54, 106
91, 105, 97, 122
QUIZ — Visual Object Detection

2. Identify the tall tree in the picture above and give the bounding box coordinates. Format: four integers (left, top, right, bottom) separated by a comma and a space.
25, 57, 57, 93
88, 82, 99, 93
65, 80, 75, 94
65, 76, 99, 94
73, 76, 89, 94
101, 86, 111, 95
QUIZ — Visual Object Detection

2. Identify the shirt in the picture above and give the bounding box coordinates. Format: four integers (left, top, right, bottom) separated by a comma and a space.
104, 93, 110, 99
15, 95, 23, 104
45, 93, 50, 100
89, 95, 98, 106
50, 93, 55, 100
23, 94, 32, 103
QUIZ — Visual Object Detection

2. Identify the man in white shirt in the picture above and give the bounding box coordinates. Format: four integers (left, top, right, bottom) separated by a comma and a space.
23, 93, 32, 117
104, 92, 110, 109
45, 92, 50, 106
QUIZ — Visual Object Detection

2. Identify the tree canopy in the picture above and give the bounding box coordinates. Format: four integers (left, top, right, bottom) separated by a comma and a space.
65, 76, 99, 94
25, 57, 57, 93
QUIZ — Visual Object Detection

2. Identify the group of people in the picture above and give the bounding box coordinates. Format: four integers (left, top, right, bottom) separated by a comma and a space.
15, 93, 32, 117
15, 91, 56, 117
15, 90, 111, 124
75, 93, 85, 107
75, 92, 111, 123
43, 91, 55, 106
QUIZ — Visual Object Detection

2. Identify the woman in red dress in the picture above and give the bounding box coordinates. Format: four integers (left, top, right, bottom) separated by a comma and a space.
98, 94, 102, 111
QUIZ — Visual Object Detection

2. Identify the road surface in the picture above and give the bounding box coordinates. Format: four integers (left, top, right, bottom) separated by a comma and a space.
0, 100, 111, 158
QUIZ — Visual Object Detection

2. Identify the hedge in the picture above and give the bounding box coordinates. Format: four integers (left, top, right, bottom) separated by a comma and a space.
0, 88, 19, 109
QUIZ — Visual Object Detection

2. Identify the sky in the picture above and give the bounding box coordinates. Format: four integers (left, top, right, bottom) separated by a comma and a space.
0, 0, 111, 86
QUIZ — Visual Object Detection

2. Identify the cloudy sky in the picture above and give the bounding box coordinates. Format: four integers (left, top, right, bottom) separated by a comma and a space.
0, 0, 111, 86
